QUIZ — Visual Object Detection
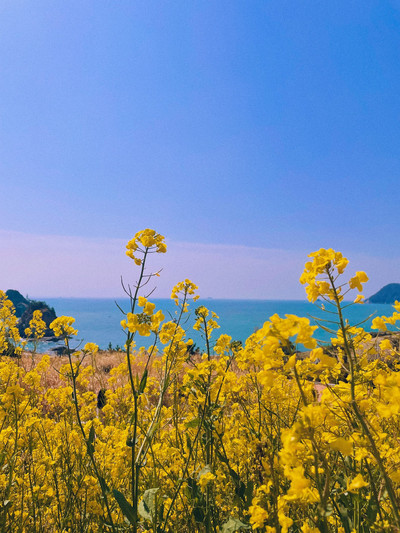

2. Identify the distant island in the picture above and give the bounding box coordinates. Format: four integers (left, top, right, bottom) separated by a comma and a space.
365, 283, 400, 304
5, 289, 57, 337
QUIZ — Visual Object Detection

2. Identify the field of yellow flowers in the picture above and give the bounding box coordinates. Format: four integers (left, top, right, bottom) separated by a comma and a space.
1, 229, 400, 533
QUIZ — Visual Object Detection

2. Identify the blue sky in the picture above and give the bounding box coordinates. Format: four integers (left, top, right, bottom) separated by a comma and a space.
1, 1, 400, 298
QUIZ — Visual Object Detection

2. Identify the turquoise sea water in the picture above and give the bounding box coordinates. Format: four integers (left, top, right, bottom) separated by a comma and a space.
38, 298, 398, 353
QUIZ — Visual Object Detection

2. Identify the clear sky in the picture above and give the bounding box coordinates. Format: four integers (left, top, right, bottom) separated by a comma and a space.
1, 1, 400, 298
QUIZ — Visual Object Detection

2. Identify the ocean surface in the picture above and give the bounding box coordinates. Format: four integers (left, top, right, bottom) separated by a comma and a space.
36, 298, 398, 353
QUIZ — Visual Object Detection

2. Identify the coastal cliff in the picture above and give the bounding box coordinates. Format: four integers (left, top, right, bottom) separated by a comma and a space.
366, 283, 400, 304
5, 290, 57, 337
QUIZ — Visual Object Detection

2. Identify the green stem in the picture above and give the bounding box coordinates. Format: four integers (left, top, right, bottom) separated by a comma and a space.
65, 338, 117, 533
327, 267, 400, 529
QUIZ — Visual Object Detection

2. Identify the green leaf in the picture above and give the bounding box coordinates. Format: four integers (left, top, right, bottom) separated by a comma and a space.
235, 481, 246, 500
99, 476, 110, 494
245, 479, 254, 507
159, 501, 164, 522
185, 418, 200, 429
366, 499, 378, 524
138, 369, 148, 394
221, 517, 251, 532
186, 476, 199, 498
229, 466, 240, 482
88, 423, 95, 444
216, 448, 239, 482
112, 490, 136, 525
138, 487, 159, 521
87, 424, 95, 454
138, 500, 151, 521
193, 506, 204, 523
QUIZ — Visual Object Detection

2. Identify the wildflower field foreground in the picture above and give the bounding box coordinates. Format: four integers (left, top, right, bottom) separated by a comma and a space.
2, 230, 400, 533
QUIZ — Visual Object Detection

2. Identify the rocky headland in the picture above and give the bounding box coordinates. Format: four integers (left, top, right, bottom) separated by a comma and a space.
365, 283, 400, 304
5, 290, 57, 338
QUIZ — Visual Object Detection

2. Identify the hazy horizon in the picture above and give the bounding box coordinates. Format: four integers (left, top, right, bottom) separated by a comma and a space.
2, 228, 399, 301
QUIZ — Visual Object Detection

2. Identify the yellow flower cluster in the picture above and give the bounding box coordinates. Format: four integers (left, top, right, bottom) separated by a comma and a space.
170, 278, 199, 309
0, 291, 21, 356
83, 342, 99, 353
50, 316, 78, 338
120, 298, 165, 337
24, 310, 46, 339
371, 306, 400, 331
193, 306, 220, 335
126, 229, 166, 265
300, 248, 369, 305
300, 248, 349, 300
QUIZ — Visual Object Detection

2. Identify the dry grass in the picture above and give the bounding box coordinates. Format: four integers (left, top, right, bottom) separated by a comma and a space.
18, 349, 128, 393
14, 334, 400, 403
16, 348, 204, 396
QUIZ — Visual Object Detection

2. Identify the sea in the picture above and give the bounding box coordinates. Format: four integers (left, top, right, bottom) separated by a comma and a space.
33, 298, 398, 353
